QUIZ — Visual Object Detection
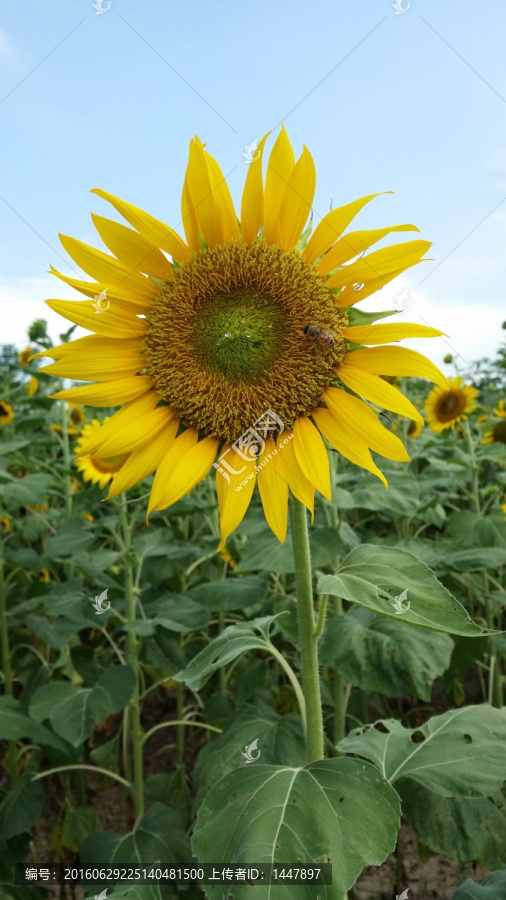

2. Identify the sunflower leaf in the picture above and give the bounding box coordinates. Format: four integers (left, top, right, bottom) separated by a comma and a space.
317, 545, 492, 636
192, 758, 400, 900
345, 307, 398, 327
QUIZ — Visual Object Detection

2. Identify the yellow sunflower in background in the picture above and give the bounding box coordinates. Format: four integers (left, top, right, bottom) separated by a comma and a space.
0, 515, 11, 534
0, 402, 14, 425
38, 128, 448, 547
74, 420, 127, 488
483, 399, 506, 445
18, 347, 32, 367
424, 377, 478, 434
25, 376, 39, 396
407, 419, 423, 438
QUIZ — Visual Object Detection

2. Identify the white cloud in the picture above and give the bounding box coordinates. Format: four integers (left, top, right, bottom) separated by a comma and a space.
0, 276, 86, 346
355, 276, 504, 372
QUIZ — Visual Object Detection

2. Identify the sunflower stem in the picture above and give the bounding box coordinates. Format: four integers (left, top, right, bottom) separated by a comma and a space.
0, 555, 18, 784
60, 395, 73, 518
289, 497, 324, 762
119, 496, 145, 819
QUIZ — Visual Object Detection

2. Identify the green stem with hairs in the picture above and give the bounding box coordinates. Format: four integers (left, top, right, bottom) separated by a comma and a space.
289, 497, 324, 762
118, 497, 145, 818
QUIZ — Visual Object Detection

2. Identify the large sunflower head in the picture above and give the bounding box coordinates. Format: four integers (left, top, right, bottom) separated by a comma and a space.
424, 376, 478, 434
74, 420, 127, 489
39, 128, 448, 547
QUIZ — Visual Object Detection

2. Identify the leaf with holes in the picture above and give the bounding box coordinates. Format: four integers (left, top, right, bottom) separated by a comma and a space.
192, 758, 401, 899
338, 705, 506, 797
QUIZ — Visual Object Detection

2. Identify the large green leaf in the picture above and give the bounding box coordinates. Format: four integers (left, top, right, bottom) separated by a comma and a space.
235, 526, 343, 574
398, 781, 506, 868
80, 802, 190, 867
187, 574, 269, 611
173, 616, 281, 691
318, 545, 491, 636
338, 705, 506, 797
192, 758, 400, 900
452, 866, 506, 899
193, 707, 306, 800
0, 473, 52, 505
0, 774, 45, 839
44, 520, 95, 558
320, 608, 454, 700
29, 666, 136, 747
0, 696, 66, 750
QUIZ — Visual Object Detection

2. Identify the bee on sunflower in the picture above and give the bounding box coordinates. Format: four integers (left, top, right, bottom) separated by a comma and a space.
37, 128, 448, 547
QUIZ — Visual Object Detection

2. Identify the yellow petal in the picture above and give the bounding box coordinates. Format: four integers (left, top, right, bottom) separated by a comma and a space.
59, 235, 157, 300
181, 170, 201, 253
204, 148, 240, 241
48, 266, 151, 311
263, 126, 295, 245
335, 266, 413, 308
148, 428, 198, 517
51, 375, 153, 407
107, 417, 179, 499
216, 444, 257, 550
293, 416, 331, 500
91, 214, 174, 281
303, 193, 392, 264
327, 240, 432, 290
323, 387, 409, 461
343, 347, 449, 387
91, 188, 190, 262
150, 433, 218, 512
185, 137, 222, 247
343, 323, 445, 345
278, 145, 316, 252
337, 364, 423, 423
41, 352, 144, 381
240, 132, 270, 244
318, 224, 419, 275
46, 299, 148, 338
257, 437, 289, 543
275, 430, 314, 520
78, 393, 167, 456
312, 407, 387, 487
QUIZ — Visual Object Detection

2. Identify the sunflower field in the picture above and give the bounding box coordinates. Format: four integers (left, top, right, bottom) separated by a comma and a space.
1, 133, 506, 900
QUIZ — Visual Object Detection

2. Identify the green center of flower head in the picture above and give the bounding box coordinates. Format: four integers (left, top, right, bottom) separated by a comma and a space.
193, 288, 287, 382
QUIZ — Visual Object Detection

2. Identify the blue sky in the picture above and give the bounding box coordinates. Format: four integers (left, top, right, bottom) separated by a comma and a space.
1, 0, 505, 371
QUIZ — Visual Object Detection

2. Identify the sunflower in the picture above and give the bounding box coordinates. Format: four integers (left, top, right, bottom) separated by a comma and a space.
0, 402, 14, 425
25, 376, 39, 396
18, 347, 32, 367
39, 568, 51, 582
68, 403, 85, 426
74, 420, 127, 488
50, 422, 78, 437
424, 376, 478, 434
38, 128, 447, 547
407, 419, 423, 438
483, 399, 506, 445
0, 515, 10, 534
